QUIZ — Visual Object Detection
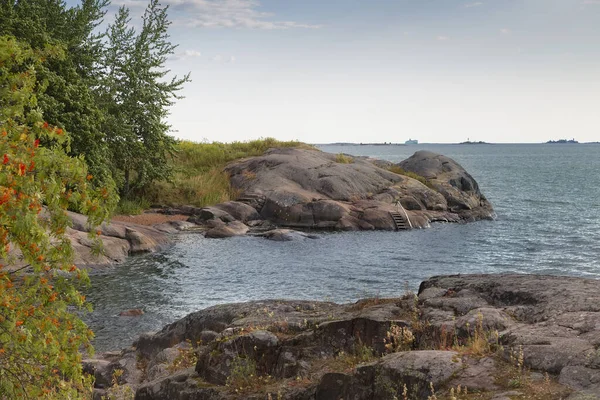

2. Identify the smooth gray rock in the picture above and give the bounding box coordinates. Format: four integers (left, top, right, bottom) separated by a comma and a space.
204, 221, 249, 238
259, 229, 318, 241
221, 148, 493, 231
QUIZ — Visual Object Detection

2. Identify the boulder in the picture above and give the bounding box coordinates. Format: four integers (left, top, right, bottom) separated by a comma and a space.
204, 221, 249, 238
363, 351, 464, 398
119, 309, 144, 317
126, 228, 158, 254
59, 211, 171, 268
398, 151, 493, 217
213, 201, 260, 222
189, 207, 235, 224
259, 229, 318, 241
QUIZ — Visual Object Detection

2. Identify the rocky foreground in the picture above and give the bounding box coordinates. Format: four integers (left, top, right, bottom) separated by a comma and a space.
85, 274, 600, 399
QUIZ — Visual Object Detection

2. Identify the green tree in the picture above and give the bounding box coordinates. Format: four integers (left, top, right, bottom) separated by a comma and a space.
0, 36, 116, 398
0, 0, 115, 188
104, 0, 190, 197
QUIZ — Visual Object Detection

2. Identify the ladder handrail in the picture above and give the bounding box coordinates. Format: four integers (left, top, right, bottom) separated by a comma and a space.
395, 200, 413, 229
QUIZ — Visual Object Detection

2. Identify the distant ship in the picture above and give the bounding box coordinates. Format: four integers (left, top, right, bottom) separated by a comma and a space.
405, 139, 418, 145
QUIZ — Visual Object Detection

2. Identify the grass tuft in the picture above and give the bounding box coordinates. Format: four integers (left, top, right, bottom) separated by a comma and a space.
387, 166, 435, 189
114, 198, 151, 216
335, 153, 353, 164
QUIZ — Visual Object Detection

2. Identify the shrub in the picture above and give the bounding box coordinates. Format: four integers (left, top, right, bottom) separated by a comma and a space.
0, 36, 116, 398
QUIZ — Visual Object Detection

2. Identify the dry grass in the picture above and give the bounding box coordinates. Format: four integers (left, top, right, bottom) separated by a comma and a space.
335, 153, 353, 164
387, 166, 435, 189
142, 138, 312, 207
453, 313, 500, 357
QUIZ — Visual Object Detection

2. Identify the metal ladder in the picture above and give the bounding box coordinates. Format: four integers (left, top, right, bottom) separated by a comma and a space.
390, 201, 413, 230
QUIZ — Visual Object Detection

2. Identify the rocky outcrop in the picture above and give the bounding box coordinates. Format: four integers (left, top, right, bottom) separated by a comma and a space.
89, 274, 600, 399
3, 211, 189, 270
197, 148, 493, 234
399, 151, 491, 220
69, 211, 180, 266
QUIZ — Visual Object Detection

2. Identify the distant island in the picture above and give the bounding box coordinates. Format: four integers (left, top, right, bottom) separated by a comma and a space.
546, 139, 579, 144
459, 140, 489, 145
326, 142, 407, 146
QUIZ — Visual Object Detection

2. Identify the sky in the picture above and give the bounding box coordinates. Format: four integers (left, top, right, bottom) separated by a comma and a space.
70, 0, 600, 143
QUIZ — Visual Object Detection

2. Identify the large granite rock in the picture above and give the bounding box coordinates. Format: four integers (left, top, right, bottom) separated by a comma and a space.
217, 148, 493, 232
399, 151, 491, 219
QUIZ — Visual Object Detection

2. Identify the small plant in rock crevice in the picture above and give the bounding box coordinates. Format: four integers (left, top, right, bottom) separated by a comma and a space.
168, 339, 200, 372
453, 313, 500, 356
384, 323, 415, 353
226, 355, 273, 394
101, 369, 134, 400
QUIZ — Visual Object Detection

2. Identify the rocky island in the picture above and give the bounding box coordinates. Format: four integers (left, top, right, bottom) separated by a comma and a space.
184, 148, 494, 239
85, 274, 600, 399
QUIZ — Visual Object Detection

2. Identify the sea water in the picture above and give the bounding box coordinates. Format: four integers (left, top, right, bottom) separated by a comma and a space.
86, 143, 600, 351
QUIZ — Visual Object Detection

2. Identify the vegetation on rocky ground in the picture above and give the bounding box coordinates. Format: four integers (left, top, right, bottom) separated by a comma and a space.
142, 139, 314, 208
387, 165, 435, 189
125, 288, 573, 400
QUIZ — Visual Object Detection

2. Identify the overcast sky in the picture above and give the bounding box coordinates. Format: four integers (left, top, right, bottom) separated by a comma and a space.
74, 0, 600, 143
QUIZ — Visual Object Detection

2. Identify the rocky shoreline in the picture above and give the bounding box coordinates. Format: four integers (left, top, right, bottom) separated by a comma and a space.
84, 274, 600, 400
139, 148, 495, 241
6, 148, 493, 270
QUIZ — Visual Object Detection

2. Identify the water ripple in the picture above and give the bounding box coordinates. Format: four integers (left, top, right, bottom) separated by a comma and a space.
86, 144, 600, 351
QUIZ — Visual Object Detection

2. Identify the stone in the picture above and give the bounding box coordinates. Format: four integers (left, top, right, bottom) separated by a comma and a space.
204, 221, 249, 238
367, 350, 464, 398
126, 228, 159, 254
119, 308, 144, 317
259, 229, 318, 241
214, 201, 260, 222
85, 274, 600, 400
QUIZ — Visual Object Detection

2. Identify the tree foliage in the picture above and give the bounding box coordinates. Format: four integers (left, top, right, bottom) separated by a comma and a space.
0, 0, 114, 187
103, 0, 190, 196
0, 0, 189, 198
0, 36, 116, 398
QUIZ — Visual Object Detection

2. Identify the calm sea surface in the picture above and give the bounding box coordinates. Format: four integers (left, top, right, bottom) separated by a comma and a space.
86, 143, 600, 351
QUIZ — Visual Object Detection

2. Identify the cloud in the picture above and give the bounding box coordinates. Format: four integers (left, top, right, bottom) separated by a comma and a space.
437, 35, 450, 41
500, 28, 511, 34
582, 0, 600, 3
170, 49, 202, 60
464, 2, 483, 7
212, 54, 236, 63
113, 0, 321, 30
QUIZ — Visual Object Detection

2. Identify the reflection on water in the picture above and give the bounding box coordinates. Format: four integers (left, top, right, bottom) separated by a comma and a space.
85, 143, 600, 351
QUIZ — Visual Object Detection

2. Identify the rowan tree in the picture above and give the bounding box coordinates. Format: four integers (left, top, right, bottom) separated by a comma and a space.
0, 36, 116, 398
